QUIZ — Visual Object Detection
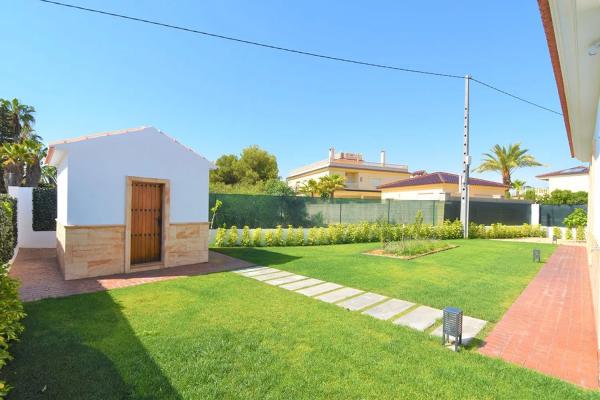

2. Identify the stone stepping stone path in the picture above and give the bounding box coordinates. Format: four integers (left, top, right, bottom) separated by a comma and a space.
233, 266, 487, 349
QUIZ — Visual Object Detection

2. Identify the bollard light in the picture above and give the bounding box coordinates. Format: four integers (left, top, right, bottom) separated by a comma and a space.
552, 235, 558, 245
533, 249, 541, 263
442, 306, 463, 351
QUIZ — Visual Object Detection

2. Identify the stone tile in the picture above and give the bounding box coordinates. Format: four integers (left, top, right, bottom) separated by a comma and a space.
264, 274, 307, 286
240, 268, 280, 277
337, 293, 387, 311
394, 306, 443, 331
362, 299, 415, 320
280, 278, 324, 291
296, 282, 343, 297
432, 315, 487, 345
251, 271, 294, 281
314, 287, 363, 303
233, 266, 268, 274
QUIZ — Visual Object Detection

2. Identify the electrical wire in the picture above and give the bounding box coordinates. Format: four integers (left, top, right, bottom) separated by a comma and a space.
36, 0, 563, 115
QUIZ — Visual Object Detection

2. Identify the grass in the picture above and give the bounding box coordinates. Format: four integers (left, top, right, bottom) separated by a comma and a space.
216, 239, 556, 322
382, 239, 453, 257
2, 271, 598, 399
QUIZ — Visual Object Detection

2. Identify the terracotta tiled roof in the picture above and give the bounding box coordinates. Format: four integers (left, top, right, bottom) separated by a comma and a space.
377, 172, 506, 189
536, 166, 589, 179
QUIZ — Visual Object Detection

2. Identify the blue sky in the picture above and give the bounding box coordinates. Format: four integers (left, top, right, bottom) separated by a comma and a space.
2, 0, 576, 186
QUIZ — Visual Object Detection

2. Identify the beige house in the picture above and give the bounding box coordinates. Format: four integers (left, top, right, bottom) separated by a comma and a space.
287, 148, 411, 199
378, 171, 506, 201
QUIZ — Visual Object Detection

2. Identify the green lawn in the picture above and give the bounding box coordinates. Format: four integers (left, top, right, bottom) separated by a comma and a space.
216, 239, 556, 322
3, 270, 598, 399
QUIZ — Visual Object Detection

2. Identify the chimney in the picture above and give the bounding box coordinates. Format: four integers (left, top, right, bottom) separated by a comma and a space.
329, 147, 335, 161
380, 150, 386, 165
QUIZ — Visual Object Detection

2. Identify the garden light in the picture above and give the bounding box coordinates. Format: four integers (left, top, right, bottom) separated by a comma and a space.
442, 306, 463, 351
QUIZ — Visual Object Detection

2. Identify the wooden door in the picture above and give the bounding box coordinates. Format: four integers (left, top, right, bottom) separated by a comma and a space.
131, 182, 163, 265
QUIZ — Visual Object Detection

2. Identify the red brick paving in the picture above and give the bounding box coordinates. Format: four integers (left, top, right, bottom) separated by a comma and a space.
480, 245, 599, 389
9, 248, 254, 302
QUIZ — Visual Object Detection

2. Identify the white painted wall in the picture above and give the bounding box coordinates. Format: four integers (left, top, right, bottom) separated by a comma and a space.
8, 186, 56, 249
51, 128, 211, 226
531, 203, 540, 226
381, 189, 448, 201
548, 174, 589, 192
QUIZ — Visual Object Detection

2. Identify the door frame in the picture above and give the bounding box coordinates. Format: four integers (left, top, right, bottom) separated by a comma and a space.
124, 176, 170, 272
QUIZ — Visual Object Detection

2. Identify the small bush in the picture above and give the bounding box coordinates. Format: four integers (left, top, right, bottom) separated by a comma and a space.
214, 227, 227, 247
273, 225, 284, 246
227, 226, 239, 246
564, 208, 587, 228
566, 228, 573, 240
252, 228, 262, 246
307, 227, 319, 245
0, 198, 16, 264
264, 230, 275, 246
241, 226, 251, 247
0, 263, 26, 397
552, 227, 562, 240
576, 226, 586, 241
285, 225, 295, 246
317, 227, 329, 245
294, 227, 304, 246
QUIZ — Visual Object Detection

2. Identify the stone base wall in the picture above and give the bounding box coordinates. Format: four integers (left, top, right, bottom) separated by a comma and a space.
166, 223, 209, 267
56, 221, 209, 280
57, 222, 126, 280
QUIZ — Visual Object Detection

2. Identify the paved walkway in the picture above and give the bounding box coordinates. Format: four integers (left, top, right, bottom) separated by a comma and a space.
233, 266, 488, 347
9, 248, 253, 302
480, 245, 599, 389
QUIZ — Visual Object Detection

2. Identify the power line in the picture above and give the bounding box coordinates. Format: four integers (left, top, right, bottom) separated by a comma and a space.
37, 0, 562, 116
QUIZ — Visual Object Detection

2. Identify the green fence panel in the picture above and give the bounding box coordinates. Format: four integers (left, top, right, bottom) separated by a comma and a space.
539, 204, 587, 227
443, 198, 532, 225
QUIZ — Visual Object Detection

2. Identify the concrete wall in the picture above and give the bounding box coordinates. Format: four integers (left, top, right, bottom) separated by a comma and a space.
53, 127, 211, 226
381, 184, 505, 201
8, 186, 56, 249
548, 174, 589, 192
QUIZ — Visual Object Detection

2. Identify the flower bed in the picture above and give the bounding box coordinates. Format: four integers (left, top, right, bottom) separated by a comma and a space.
364, 240, 457, 260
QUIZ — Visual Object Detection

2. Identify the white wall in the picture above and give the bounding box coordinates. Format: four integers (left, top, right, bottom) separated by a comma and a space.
381, 189, 448, 201
548, 174, 589, 192
8, 186, 56, 249
54, 128, 211, 226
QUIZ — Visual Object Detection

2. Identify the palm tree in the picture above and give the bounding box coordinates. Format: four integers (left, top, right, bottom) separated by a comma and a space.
1, 98, 36, 141
511, 179, 526, 199
318, 174, 345, 200
0, 142, 31, 186
298, 179, 320, 198
474, 143, 542, 195
40, 165, 57, 187
21, 138, 46, 187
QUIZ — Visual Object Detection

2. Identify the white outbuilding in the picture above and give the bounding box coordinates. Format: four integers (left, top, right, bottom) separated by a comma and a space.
46, 126, 214, 280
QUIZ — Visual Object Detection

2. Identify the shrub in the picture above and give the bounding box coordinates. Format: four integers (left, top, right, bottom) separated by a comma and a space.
0, 263, 26, 397
566, 228, 573, 240
273, 225, 284, 246
0, 198, 16, 264
252, 227, 262, 246
294, 227, 305, 246
552, 227, 562, 240
264, 230, 275, 246
214, 227, 227, 247
285, 225, 295, 246
317, 227, 330, 245
32, 187, 57, 231
307, 227, 319, 245
434, 220, 463, 239
227, 226, 239, 246
240, 226, 251, 247
328, 224, 346, 244
576, 226, 586, 241
564, 208, 587, 228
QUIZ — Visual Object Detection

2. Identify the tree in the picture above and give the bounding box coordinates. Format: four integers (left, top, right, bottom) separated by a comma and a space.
0, 142, 30, 186
474, 143, 542, 195
318, 174, 345, 200
564, 208, 587, 228
40, 165, 57, 188
237, 145, 278, 184
264, 179, 295, 196
511, 179, 526, 199
1, 98, 36, 141
210, 154, 240, 185
21, 138, 46, 187
298, 179, 320, 198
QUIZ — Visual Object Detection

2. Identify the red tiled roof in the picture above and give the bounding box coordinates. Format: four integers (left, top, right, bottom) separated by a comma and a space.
377, 172, 506, 189
536, 165, 589, 179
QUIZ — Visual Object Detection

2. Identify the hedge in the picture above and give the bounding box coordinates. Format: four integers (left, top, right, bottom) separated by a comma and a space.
0, 263, 26, 397
214, 221, 547, 247
0, 196, 16, 264
32, 188, 56, 232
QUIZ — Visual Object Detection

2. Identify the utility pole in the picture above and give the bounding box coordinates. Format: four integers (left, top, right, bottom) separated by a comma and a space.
460, 75, 471, 238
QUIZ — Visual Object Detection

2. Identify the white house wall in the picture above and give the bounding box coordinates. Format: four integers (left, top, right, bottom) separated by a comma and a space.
548, 174, 589, 192
381, 189, 448, 201
63, 129, 209, 225
56, 157, 68, 225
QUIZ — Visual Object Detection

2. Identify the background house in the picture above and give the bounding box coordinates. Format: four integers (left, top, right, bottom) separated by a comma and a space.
46, 126, 214, 280
536, 165, 589, 192
378, 171, 506, 201
286, 148, 411, 199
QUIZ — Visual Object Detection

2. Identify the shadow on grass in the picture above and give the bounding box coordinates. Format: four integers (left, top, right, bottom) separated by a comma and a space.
213, 247, 301, 267
1, 291, 181, 400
